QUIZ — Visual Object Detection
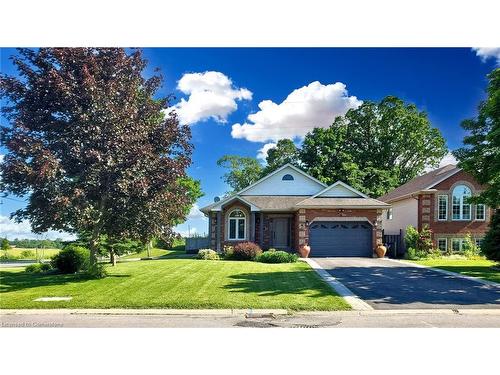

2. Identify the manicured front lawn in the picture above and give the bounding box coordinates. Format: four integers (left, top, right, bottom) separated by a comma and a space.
410, 258, 500, 284
0, 258, 349, 311
119, 248, 171, 259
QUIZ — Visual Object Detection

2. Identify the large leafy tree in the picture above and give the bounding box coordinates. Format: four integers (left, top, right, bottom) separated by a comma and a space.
300, 96, 447, 197
453, 68, 500, 208
216, 155, 263, 193
0, 48, 199, 266
262, 139, 300, 175
453, 68, 499, 262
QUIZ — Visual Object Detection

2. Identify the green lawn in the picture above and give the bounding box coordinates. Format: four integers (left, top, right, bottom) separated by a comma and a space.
119, 248, 171, 259
410, 258, 500, 284
0, 258, 349, 311
1, 248, 60, 260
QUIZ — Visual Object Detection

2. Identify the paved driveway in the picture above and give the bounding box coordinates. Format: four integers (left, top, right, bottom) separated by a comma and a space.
312, 257, 500, 310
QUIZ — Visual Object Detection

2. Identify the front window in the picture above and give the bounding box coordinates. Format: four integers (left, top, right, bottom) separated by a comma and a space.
476, 204, 485, 221
228, 209, 246, 240
451, 238, 464, 252
437, 238, 447, 252
386, 208, 393, 220
475, 238, 483, 249
438, 195, 448, 221
452, 185, 472, 220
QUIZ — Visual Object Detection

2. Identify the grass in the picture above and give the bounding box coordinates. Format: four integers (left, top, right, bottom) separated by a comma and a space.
1, 248, 60, 260
410, 258, 500, 284
0, 257, 349, 311
119, 248, 171, 259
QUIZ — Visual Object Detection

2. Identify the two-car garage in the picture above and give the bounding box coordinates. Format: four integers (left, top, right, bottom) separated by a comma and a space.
308, 220, 374, 257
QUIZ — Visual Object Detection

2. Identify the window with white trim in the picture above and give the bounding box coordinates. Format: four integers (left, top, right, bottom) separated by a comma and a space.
476, 204, 485, 221
451, 238, 465, 252
228, 209, 246, 240
437, 238, 447, 252
438, 195, 448, 221
475, 238, 483, 248
386, 208, 393, 220
452, 185, 472, 220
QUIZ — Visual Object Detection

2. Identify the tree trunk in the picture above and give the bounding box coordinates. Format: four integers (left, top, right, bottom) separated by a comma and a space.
147, 240, 152, 258
109, 250, 116, 266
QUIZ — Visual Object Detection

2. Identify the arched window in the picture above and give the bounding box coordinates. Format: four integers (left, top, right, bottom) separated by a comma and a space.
228, 209, 246, 240
282, 174, 294, 181
452, 185, 472, 220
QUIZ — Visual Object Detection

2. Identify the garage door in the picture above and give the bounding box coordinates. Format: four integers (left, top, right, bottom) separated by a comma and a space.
309, 221, 373, 257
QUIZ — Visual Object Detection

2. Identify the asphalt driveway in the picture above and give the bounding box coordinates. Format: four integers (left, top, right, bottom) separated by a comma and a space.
312, 257, 500, 310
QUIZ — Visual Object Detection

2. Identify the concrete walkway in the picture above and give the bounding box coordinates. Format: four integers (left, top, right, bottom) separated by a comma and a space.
311, 257, 500, 310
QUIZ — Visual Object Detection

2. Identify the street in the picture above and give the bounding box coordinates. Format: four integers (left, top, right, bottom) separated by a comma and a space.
2, 309, 500, 328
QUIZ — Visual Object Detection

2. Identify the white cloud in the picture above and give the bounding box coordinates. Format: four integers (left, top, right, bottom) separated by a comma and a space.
256, 142, 277, 161
0, 154, 4, 163
472, 48, 500, 66
231, 81, 361, 143
186, 203, 206, 221
0, 215, 76, 241
424, 152, 458, 172
167, 71, 252, 125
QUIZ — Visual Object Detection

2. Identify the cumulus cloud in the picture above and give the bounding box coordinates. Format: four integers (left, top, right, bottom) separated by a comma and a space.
472, 48, 500, 66
186, 203, 206, 221
231, 81, 361, 143
256, 142, 277, 161
424, 152, 458, 172
0, 215, 76, 241
167, 71, 252, 125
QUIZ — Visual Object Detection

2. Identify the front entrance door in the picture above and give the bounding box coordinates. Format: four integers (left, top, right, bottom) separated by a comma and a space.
273, 218, 289, 248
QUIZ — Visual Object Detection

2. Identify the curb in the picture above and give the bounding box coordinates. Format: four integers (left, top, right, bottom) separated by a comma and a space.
386, 258, 500, 288
0, 308, 289, 316
304, 258, 373, 311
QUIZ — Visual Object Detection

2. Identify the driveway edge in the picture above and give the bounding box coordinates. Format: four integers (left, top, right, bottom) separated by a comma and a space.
386, 258, 500, 287
304, 258, 373, 311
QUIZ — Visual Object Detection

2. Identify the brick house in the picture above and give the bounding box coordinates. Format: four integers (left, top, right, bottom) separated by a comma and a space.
200, 164, 390, 257
379, 164, 492, 252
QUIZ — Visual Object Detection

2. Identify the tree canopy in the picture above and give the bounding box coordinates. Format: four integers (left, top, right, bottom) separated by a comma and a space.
453, 68, 500, 207
216, 155, 263, 193
0, 48, 201, 265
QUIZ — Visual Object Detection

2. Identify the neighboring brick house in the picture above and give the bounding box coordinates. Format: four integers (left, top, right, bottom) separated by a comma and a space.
379, 164, 492, 253
200, 164, 390, 257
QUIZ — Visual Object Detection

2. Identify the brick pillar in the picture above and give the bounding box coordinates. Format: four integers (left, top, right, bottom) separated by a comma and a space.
298, 208, 306, 247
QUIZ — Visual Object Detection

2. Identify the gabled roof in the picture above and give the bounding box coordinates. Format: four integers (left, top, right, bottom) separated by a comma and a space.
378, 164, 461, 203
237, 163, 327, 195
311, 180, 369, 199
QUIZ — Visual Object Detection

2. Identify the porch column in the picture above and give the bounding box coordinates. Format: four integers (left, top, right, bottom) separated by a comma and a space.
259, 212, 264, 247
250, 212, 256, 242
216, 211, 222, 252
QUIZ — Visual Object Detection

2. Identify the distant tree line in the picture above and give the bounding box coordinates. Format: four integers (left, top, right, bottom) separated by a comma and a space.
2, 238, 66, 249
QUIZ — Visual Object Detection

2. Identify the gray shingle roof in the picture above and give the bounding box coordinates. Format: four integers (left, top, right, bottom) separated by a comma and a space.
242, 196, 309, 211
378, 164, 460, 203
296, 197, 389, 208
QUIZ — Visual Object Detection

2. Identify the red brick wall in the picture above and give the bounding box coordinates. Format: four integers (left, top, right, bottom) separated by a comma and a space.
417, 170, 491, 242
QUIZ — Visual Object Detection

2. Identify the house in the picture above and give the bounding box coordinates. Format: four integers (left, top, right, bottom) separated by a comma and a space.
379, 164, 492, 252
200, 164, 390, 257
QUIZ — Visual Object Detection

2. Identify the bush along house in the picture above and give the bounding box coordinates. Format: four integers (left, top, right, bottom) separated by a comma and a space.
200, 164, 390, 257
379, 164, 492, 253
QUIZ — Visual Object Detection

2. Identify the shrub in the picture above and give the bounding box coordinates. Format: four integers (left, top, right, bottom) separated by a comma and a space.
20, 250, 36, 259
482, 211, 500, 263
51, 245, 89, 273
231, 242, 262, 261
404, 225, 419, 249
257, 249, 298, 263
222, 245, 234, 259
406, 247, 441, 260
25, 262, 52, 273
462, 233, 483, 260
84, 263, 108, 279
405, 247, 417, 260
197, 249, 220, 260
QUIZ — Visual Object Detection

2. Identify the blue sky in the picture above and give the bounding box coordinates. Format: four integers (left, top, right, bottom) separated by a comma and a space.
1, 48, 498, 239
